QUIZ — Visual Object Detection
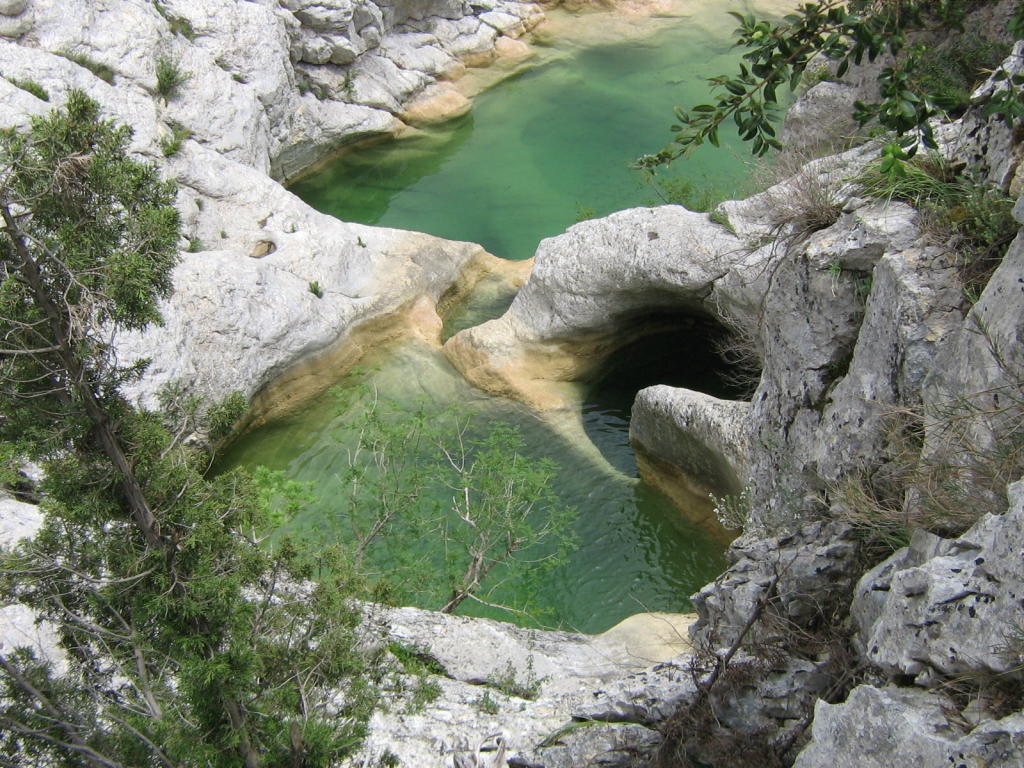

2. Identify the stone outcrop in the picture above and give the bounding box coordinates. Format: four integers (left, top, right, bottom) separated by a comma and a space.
853, 479, 1024, 686
793, 685, 1024, 768
442, 137, 962, 533
114, 154, 514, 418
0, 0, 545, 415
689, 520, 861, 650
630, 385, 750, 497
350, 605, 699, 766
443, 205, 749, 410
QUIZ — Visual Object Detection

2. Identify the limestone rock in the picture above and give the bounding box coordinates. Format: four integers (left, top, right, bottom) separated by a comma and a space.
117, 142, 501, 414
348, 605, 699, 767
0, 496, 42, 551
508, 723, 661, 768
630, 385, 750, 497
399, 80, 471, 124
367, 605, 694, 698
0, 0, 28, 15
793, 685, 1024, 768
814, 241, 964, 488
690, 521, 860, 650
444, 206, 746, 409
853, 479, 1024, 684
923, 226, 1024, 462
0, 9, 28, 37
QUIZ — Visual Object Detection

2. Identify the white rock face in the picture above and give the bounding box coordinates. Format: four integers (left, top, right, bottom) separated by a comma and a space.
0, 497, 64, 675
630, 385, 750, 497
346, 605, 700, 766
0, 0, 547, 411
0, 496, 42, 549
0, 0, 542, 178
853, 480, 1024, 684
117, 139, 496, 411
794, 685, 1024, 768
443, 205, 756, 409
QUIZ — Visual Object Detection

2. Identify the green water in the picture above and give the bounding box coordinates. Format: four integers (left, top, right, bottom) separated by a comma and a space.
225, 6, 791, 632
221, 333, 731, 634
290, 7, 767, 260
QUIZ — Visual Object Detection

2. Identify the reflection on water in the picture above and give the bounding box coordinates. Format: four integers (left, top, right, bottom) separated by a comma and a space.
220, 336, 728, 634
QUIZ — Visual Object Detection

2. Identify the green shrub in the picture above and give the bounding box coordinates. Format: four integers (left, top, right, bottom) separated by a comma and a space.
485, 659, 543, 700
857, 152, 1017, 301
9, 78, 48, 101
643, 174, 727, 213
309, 280, 324, 298
477, 690, 500, 715
205, 391, 248, 441
155, 55, 189, 98
159, 122, 191, 157
387, 642, 445, 677
574, 202, 597, 222
908, 34, 1010, 114
186, 235, 202, 253
55, 51, 114, 83
153, 1, 196, 40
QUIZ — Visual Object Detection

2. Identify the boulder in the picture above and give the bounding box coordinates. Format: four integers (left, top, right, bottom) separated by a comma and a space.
630, 385, 750, 497
793, 685, 1024, 768
853, 479, 1024, 684
444, 206, 746, 410
690, 521, 861, 650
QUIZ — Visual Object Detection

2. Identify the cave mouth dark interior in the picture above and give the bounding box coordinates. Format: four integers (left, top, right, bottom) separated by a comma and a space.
582, 311, 756, 419
577, 310, 757, 478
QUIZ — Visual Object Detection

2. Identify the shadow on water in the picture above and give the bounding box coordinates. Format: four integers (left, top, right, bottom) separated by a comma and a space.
288, 114, 477, 227
581, 314, 743, 477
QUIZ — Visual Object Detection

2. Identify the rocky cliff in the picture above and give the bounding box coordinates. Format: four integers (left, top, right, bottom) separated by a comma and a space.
0, 0, 541, 416
438, 34, 1024, 768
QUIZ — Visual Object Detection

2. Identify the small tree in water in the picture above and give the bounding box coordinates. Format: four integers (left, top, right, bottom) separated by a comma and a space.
332, 391, 576, 623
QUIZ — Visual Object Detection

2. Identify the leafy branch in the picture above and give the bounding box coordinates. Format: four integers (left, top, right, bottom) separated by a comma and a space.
636, 0, 969, 169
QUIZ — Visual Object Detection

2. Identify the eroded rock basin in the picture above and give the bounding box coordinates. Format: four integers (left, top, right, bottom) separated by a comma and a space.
220, 317, 731, 634
221, 3, 795, 632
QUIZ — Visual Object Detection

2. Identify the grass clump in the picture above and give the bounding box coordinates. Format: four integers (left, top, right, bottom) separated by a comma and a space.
857, 152, 1017, 302
152, 0, 196, 40
833, 377, 1024, 558
155, 54, 189, 99
485, 660, 543, 700
160, 121, 191, 157
573, 202, 597, 222
9, 78, 48, 101
907, 34, 1010, 116
56, 50, 114, 83
641, 173, 728, 213
308, 280, 324, 298
387, 642, 445, 677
